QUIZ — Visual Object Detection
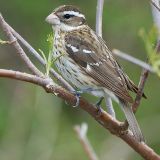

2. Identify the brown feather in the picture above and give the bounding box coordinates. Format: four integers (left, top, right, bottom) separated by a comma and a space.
65, 26, 135, 103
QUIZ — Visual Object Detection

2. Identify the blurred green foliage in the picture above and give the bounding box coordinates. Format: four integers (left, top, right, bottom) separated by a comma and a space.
39, 33, 54, 76
139, 26, 160, 77
0, 0, 160, 160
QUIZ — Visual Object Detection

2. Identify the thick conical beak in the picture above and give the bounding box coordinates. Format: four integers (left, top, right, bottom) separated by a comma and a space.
45, 13, 60, 25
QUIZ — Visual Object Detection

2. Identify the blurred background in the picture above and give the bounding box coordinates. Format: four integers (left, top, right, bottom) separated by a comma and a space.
0, 0, 160, 160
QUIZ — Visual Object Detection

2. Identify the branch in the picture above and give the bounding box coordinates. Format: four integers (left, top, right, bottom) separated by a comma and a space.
0, 14, 74, 91
0, 69, 51, 86
0, 69, 160, 160
74, 123, 98, 160
96, 0, 113, 115
0, 13, 43, 77
151, 0, 160, 12
132, 0, 160, 112
132, 69, 149, 113
1, 6, 160, 160
113, 49, 151, 114
96, 0, 104, 37
151, 0, 160, 53
112, 49, 154, 72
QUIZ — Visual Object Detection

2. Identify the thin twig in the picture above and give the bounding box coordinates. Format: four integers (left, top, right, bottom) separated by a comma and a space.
112, 49, 154, 72
74, 123, 98, 160
6, 20, 74, 91
132, 69, 149, 113
0, 13, 43, 77
132, 1, 160, 112
1, 4, 160, 159
151, 0, 160, 12
96, 0, 113, 114
96, 0, 104, 37
151, 0, 160, 53
0, 69, 52, 86
0, 68, 160, 160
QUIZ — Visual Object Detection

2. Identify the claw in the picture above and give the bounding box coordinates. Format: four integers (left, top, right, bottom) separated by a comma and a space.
71, 90, 82, 107
71, 88, 94, 107
96, 97, 104, 107
74, 92, 81, 107
96, 107, 103, 117
95, 97, 104, 117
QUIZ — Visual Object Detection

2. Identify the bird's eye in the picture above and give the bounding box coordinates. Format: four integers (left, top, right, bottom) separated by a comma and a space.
63, 14, 74, 19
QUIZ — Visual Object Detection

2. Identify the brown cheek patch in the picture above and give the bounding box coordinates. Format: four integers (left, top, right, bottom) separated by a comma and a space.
65, 17, 85, 26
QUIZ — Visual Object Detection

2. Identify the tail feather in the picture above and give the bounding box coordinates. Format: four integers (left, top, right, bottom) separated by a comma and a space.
120, 101, 144, 142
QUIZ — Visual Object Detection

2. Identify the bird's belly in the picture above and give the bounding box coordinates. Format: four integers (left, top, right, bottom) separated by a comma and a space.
53, 51, 102, 93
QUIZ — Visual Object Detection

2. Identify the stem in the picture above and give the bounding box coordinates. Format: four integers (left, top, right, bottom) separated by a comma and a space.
0, 14, 43, 77
74, 123, 98, 160
96, 0, 104, 37
6, 17, 74, 91
0, 68, 159, 160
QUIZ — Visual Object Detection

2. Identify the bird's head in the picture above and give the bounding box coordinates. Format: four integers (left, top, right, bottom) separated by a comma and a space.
45, 5, 86, 31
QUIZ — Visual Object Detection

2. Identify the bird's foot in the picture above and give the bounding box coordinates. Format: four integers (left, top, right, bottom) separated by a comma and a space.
95, 97, 104, 117
71, 88, 94, 107
118, 120, 129, 136
96, 97, 104, 107
105, 97, 116, 118
71, 90, 82, 107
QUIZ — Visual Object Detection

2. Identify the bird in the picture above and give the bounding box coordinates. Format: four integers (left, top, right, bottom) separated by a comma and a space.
45, 5, 145, 142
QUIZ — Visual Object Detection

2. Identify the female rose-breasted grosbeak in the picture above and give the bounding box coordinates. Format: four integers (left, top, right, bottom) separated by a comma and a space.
46, 5, 145, 142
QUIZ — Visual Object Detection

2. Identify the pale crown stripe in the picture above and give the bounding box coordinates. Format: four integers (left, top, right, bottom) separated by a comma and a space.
63, 11, 85, 18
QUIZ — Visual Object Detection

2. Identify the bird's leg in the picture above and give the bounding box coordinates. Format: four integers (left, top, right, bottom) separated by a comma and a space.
95, 97, 104, 116
105, 97, 116, 118
71, 88, 94, 107
96, 97, 104, 107
71, 90, 82, 107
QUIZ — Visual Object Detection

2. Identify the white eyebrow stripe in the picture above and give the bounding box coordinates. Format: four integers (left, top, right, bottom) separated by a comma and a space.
63, 11, 85, 18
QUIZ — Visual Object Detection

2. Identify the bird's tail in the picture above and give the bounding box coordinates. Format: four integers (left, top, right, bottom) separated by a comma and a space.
120, 101, 144, 142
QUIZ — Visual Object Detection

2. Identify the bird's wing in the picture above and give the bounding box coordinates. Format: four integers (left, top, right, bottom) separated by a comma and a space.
64, 28, 133, 103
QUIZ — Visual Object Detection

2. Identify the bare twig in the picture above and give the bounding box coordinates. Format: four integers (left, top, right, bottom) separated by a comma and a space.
113, 49, 151, 113
151, 0, 160, 53
132, 1, 160, 112
151, 0, 160, 12
151, 0, 160, 34
95, 0, 154, 116
8, 25, 74, 91
1, 3, 160, 159
132, 69, 149, 113
96, 0, 104, 37
112, 49, 154, 72
74, 123, 98, 160
0, 14, 43, 77
96, 0, 113, 115
0, 69, 52, 86
0, 69, 160, 160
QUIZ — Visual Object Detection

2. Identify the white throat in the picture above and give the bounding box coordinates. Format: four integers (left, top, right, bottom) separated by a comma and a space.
54, 23, 85, 32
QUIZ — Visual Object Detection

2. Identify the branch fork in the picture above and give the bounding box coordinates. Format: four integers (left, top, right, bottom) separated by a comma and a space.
0, 2, 160, 159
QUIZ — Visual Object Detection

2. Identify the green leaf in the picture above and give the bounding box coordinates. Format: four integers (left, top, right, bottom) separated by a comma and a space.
38, 32, 54, 76
139, 26, 160, 77
46, 33, 54, 76
0, 39, 11, 44
39, 49, 47, 64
